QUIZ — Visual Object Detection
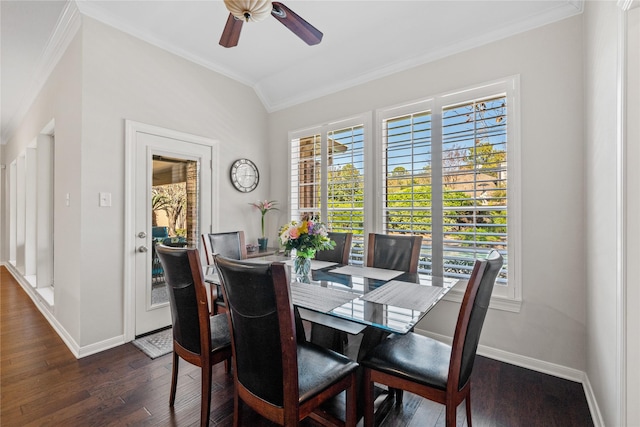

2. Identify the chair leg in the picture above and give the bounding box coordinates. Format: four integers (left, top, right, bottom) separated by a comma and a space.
233, 390, 241, 427
363, 369, 375, 427
169, 352, 179, 406
445, 402, 457, 427
465, 394, 472, 427
200, 363, 212, 427
345, 372, 357, 427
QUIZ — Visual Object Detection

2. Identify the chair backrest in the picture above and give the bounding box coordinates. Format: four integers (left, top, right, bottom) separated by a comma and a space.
202, 231, 247, 265
315, 232, 353, 264
155, 245, 211, 357
367, 233, 423, 273
214, 256, 297, 407
449, 250, 503, 391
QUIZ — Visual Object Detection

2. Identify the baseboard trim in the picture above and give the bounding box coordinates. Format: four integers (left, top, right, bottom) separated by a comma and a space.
416, 327, 603, 426
582, 374, 606, 427
77, 335, 127, 358
4, 264, 126, 359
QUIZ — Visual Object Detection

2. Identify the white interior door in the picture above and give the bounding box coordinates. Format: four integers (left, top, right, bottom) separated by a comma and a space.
132, 129, 213, 336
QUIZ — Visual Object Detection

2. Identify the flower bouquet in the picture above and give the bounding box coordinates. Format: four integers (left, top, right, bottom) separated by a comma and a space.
279, 220, 335, 281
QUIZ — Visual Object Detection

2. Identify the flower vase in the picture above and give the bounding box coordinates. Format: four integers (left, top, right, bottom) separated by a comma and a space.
257, 237, 268, 251
294, 256, 312, 283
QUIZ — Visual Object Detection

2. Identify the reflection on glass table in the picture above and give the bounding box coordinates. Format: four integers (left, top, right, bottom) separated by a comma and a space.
206, 255, 458, 335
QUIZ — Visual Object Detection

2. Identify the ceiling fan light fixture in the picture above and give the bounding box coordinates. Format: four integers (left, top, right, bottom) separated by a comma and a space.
223, 0, 273, 22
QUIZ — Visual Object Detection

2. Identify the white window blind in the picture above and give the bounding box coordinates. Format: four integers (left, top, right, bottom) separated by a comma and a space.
380, 85, 514, 295
382, 110, 434, 267
440, 95, 508, 285
288, 77, 520, 306
290, 120, 366, 264
290, 133, 321, 220
327, 125, 365, 264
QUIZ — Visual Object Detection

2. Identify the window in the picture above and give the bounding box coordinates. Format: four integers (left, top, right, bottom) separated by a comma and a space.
289, 77, 520, 307
378, 78, 520, 304
290, 117, 368, 264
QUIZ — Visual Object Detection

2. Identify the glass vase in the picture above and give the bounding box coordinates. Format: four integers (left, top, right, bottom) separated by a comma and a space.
293, 256, 312, 283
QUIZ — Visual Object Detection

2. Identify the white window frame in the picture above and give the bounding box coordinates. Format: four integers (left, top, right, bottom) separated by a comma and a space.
287, 77, 521, 312
288, 114, 372, 264
375, 76, 521, 311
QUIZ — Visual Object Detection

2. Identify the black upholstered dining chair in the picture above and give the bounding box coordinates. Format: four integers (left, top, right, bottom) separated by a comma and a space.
366, 233, 423, 273
202, 231, 247, 263
360, 250, 503, 427
155, 245, 232, 427
201, 231, 247, 314
214, 255, 360, 427
315, 231, 353, 265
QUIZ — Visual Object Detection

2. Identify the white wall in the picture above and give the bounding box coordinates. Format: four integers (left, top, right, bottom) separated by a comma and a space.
73, 17, 271, 347
625, 7, 639, 425
583, 3, 621, 426
0, 16, 271, 352
2, 28, 84, 342
584, 2, 639, 426
269, 16, 587, 371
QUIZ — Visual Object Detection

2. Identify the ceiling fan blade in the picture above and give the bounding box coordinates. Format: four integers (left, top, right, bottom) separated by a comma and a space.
219, 13, 243, 48
271, 2, 323, 46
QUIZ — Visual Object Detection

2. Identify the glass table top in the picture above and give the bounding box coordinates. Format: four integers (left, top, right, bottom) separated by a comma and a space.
206, 255, 459, 334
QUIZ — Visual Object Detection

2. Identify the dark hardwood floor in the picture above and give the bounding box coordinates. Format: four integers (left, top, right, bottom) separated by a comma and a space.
1, 266, 593, 426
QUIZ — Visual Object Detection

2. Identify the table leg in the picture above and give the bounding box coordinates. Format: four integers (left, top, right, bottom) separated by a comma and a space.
355, 327, 397, 422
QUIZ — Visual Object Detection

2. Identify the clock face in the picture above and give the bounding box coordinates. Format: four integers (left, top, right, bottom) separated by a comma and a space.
230, 158, 259, 192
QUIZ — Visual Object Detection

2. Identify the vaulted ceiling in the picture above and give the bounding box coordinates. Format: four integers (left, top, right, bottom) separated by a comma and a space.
1, 0, 583, 144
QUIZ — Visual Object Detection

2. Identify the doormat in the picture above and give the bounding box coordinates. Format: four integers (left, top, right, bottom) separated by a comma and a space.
132, 328, 173, 359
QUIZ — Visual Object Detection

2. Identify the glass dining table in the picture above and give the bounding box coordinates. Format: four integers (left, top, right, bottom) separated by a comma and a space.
205, 254, 461, 422
205, 254, 459, 337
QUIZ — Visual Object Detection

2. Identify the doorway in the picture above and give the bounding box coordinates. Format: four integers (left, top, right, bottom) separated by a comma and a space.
125, 121, 218, 339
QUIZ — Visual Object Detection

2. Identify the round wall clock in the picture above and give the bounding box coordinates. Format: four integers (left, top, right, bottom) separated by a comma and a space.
230, 158, 259, 192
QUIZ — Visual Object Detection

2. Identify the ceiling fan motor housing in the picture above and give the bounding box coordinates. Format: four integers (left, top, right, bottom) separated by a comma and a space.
223, 0, 273, 22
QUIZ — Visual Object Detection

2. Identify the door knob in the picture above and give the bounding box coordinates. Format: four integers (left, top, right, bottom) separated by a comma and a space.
138, 246, 148, 253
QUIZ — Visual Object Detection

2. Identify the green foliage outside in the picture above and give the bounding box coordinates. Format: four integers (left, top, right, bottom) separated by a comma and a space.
152, 184, 187, 237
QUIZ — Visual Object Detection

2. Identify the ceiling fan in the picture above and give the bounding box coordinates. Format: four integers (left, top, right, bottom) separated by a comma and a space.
219, 0, 323, 48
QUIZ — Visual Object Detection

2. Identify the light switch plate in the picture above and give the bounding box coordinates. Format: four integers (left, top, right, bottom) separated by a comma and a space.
99, 192, 111, 207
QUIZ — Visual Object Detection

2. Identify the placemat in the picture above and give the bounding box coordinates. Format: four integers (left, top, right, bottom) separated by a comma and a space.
290, 282, 357, 313
329, 265, 404, 281
361, 280, 445, 312
284, 259, 338, 270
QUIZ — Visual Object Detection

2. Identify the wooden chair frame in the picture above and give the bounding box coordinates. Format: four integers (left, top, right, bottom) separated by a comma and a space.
201, 231, 246, 314
366, 233, 422, 273
156, 245, 232, 427
363, 255, 497, 427
217, 259, 358, 427
316, 232, 353, 265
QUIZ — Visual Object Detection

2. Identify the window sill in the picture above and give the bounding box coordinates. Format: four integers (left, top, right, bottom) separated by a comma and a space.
443, 287, 522, 313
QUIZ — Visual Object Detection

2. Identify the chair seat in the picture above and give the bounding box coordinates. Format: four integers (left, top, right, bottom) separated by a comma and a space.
209, 314, 231, 350
360, 333, 451, 391
297, 343, 359, 403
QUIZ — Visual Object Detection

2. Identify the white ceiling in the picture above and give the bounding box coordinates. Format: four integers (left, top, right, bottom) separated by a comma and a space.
1, 0, 583, 145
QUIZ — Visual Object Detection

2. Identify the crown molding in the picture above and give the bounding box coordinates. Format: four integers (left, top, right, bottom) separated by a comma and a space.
73, 0, 586, 114
74, 0, 254, 88
258, 0, 584, 112
1, 2, 81, 145
617, 0, 639, 11
2, 0, 587, 135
